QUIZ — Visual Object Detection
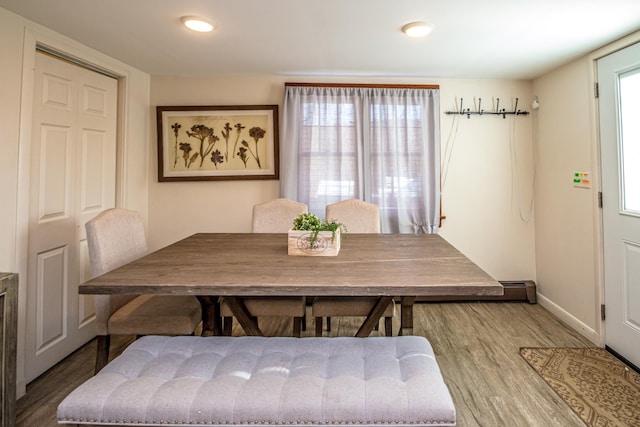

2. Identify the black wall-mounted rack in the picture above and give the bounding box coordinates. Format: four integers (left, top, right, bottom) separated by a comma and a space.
445, 97, 529, 119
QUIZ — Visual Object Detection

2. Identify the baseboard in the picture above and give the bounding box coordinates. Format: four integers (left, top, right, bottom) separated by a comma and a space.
418, 280, 537, 303
537, 293, 602, 345
16, 380, 26, 399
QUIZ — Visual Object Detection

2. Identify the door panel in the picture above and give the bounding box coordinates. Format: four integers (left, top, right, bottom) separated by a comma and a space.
36, 246, 67, 353
26, 52, 117, 382
80, 130, 107, 210
623, 241, 640, 329
42, 72, 72, 109
597, 41, 640, 368
39, 125, 71, 219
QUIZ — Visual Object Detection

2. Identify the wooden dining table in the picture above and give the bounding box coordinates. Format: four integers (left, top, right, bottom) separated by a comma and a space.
79, 233, 503, 337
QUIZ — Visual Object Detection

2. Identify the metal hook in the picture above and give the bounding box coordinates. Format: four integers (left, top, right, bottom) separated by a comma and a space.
459, 98, 471, 118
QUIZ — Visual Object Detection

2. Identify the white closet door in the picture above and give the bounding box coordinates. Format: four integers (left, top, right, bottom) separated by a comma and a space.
25, 52, 117, 382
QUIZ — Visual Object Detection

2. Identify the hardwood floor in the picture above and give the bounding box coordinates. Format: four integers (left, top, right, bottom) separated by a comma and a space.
16, 302, 592, 427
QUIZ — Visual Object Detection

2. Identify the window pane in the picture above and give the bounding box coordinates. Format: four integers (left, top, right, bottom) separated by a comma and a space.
619, 69, 640, 213
369, 103, 425, 208
301, 101, 359, 214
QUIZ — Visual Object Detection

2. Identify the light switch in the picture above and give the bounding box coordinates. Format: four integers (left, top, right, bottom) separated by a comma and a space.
573, 171, 591, 189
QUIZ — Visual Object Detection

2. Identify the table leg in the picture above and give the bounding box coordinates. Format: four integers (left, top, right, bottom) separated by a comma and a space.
196, 296, 220, 336
223, 297, 264, 336
356, 296, 394, 337
399, 296, 416, 336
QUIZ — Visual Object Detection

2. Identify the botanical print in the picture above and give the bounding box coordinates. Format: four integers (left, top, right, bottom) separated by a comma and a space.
167, 113, 269, 172
157, 105, 279, 181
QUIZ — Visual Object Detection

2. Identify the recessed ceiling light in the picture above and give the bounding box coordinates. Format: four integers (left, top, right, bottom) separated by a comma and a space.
180, 16, 216, 33
402, 22, 432, 38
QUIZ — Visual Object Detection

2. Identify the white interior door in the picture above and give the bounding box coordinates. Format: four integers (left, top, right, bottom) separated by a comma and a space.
598, 42, 640, 368
26, 52, 117, 382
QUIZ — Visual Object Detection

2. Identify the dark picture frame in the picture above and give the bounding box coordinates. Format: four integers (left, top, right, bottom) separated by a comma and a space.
156, 105, 279, 181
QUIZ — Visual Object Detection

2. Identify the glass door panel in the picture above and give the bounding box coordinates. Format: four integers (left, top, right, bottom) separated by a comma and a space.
619, 69, 640, 214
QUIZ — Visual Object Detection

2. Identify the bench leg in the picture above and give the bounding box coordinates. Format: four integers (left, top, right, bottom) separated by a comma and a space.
95, 335, 110, 374
315, 317, 323, 337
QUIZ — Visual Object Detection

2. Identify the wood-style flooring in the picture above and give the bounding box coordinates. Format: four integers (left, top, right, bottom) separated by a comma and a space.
16, 302, 593, 427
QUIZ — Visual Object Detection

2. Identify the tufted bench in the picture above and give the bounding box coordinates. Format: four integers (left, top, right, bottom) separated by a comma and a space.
57, 335, 456, 426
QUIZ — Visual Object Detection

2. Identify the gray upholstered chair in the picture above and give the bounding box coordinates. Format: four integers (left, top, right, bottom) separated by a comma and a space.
313, 199, 394, 336
220, 198, 307, 337
85, 208, 202, 373
325, 198, 381, 233
250, 198, 309, 233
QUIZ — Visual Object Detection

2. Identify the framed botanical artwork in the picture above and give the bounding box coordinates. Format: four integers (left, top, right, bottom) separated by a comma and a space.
156, 105, 279, 181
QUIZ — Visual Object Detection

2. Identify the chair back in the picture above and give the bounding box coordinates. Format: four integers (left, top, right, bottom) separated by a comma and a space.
325, 199, 381, 233
86, 208, 148, 276
85, 208, 148, 335
252, 198, 308, 233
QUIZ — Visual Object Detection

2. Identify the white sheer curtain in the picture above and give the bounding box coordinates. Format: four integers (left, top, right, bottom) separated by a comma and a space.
281, 85, 440, 233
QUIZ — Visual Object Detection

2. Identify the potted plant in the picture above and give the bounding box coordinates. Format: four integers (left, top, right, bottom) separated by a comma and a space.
288, 212, 346, 256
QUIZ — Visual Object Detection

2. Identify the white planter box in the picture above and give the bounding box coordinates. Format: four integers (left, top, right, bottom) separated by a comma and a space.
288, 229, 341, 256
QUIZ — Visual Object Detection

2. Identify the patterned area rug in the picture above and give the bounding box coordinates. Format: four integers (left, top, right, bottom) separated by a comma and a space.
520, 347, 640, 427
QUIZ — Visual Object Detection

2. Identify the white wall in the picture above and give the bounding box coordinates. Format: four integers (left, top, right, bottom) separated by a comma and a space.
0, 8, 25, 273
532, 59, 600, 340
438, 80, 536, 281
532, 31, 640, 344
148, 76, 284, 250
150, 75, 536, 282
0, 6, 151, 396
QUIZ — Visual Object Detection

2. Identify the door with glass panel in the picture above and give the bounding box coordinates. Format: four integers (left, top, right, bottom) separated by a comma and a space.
597, 41, 640, 368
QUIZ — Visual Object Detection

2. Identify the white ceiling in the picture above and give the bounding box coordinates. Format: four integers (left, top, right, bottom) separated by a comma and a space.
2, 0, 640, 80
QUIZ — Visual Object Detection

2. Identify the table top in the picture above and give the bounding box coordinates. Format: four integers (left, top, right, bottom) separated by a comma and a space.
79, 233, 503, 297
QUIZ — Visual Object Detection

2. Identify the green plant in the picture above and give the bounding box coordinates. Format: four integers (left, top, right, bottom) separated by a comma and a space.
292, 212, 346, 249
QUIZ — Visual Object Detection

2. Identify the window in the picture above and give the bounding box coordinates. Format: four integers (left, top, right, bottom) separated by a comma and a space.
620, 69, 640, 213
281, 84, 440, 233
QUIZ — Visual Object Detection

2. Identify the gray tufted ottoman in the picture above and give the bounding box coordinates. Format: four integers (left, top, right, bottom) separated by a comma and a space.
58, 335, 455, 426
